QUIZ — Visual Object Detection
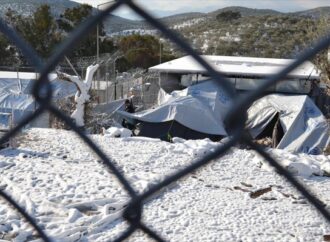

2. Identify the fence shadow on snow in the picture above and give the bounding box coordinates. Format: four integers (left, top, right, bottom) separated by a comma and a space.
0, 0, 329, 241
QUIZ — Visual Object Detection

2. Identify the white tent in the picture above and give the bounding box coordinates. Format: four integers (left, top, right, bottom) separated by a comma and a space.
118, 81, 231, 139
0, 74, 77, 126
247, 94, 330, 154
118, 80, 329, 154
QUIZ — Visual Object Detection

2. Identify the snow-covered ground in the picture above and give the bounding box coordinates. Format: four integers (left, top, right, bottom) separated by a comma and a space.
1, 128, 330, 241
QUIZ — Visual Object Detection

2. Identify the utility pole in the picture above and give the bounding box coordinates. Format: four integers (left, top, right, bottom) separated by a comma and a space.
96, 1, 114, 100
159, 38, 164, 64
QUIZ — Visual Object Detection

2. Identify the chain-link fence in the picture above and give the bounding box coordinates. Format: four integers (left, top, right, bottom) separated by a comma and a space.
0, 0, 330, 241
59, 51, 160, 106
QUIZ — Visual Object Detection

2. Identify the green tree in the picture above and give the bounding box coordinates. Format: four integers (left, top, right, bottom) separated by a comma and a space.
216, 11, 241, 22
5, 5, 61, 58
0, 34, 11, 65
32, 5, 61, 57
58, 4, 115, 57
57, 4, 93, 32
118, 34, 165, 69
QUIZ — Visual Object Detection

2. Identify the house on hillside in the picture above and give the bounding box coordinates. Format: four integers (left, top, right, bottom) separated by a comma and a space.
0, 71, 77, 128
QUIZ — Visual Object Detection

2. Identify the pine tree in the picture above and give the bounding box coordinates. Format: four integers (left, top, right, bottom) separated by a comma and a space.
57, 4, 115, 57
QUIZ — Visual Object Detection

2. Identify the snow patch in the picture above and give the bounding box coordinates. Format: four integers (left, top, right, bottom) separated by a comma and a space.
171, 137, 220, 157
254, 148, 329, 177
103, 127, 132, 138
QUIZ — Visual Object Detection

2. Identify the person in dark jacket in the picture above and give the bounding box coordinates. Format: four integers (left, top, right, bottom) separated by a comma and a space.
124, 99, 135, 113
122, 99, 135, 129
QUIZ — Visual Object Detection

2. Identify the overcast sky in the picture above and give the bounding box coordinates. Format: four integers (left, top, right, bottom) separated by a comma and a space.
70, 0, 330, 19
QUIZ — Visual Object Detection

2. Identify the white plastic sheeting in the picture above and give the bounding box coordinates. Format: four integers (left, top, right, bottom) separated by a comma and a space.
247, 94, 330, 154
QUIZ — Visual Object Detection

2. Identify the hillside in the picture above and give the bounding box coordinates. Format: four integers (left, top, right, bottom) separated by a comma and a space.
104, 6, 330, 35
105, 12, 208, 34
209, 6, 283, 17
1, 2, 329, 35
292, 6, 330, 18
104, 14, 147, 34
169, 13, 319, 58
0, 0, 205, 34
0, 0, 79, 17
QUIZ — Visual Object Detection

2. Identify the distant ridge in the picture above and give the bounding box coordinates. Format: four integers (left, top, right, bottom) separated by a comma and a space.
209, 6, 283, 17
160, 12, 206, 21
0, 2, 329, 34
291, 6, 330, 18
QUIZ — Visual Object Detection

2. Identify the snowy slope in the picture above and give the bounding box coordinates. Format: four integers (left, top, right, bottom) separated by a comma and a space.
0, 128, 330, 241
0, 0, 79, 17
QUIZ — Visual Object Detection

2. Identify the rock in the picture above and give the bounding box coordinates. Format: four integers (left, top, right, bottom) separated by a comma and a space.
323, 235, 330, 241
250, 187, 272, 199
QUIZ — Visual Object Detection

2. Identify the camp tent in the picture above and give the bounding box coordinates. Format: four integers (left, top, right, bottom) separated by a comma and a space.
0, 73, 77, 127
247, 94, 330, 154
117, 80, 329, 154
117, 81, 230, 141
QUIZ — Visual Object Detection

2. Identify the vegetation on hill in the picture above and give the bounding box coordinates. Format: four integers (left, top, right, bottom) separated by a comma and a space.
216, 11, 242, 22
172, 13, 319, 59
292, 7, 330, 18
0, 0, 79, 17
210, 6, 282, 17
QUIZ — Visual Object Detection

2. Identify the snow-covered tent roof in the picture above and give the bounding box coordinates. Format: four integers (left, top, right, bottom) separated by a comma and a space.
149, 55, 319, 79
0, 71, 58, 80
0, 71, 77, 102
118, 80, 329, 154
118, 81, 230, 136
0, 71, 77, 125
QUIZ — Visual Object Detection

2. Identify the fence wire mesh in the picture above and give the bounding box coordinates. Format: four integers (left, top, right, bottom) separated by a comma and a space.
0, 0, 330, 241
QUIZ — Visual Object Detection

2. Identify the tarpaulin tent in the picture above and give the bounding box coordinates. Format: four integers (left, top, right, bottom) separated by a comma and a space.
0, 73, 77, 127
117, 80, 231, 141
117, 80, 330, 154
247, 94, 330, 154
